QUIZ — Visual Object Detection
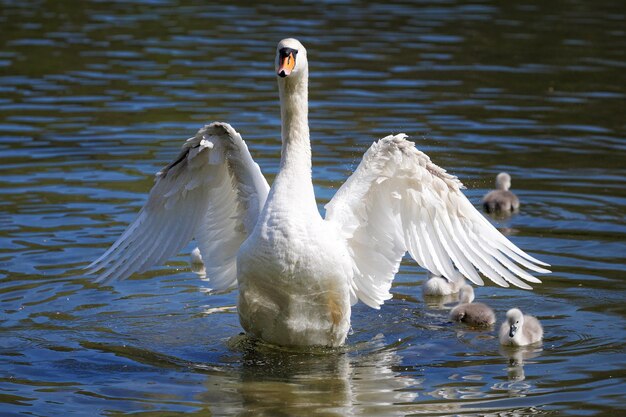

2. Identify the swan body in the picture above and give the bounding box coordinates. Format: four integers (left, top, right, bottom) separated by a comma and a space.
88, 38, 550, 347
422, 271, 465, 296
449, 285, 496, 326
482, 172, 520, 213
499, 308, 543, 346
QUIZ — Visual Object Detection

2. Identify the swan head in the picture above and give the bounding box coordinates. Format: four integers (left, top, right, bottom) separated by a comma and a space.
276, 38, 308, 79
458, 284, 475, 304
506, 308, 524, 337
495, 172, 512, 191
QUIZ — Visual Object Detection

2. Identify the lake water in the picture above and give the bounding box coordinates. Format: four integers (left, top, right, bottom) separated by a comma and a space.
1, 0, 625, 415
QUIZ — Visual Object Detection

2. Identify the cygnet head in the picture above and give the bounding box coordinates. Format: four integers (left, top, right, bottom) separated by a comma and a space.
495, 172, 512, 191
275, 38, 308, 80
458, 284, 475, 304
506, 308, 525, 337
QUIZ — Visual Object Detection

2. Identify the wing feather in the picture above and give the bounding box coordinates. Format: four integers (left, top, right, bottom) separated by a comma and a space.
88, 122, 269, 286
433, 214, 483, 285
325, 133, 549, 308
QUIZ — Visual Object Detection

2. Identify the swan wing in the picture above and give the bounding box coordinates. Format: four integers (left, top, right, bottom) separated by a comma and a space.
325, 134, 549, 308
87, 122, 269, 288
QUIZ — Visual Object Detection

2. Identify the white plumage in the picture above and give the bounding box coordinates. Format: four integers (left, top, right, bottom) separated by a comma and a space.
87, 122, 269, 289
88, 38, 550, 347
422, 271, 466, 297
499, 308, 544, 346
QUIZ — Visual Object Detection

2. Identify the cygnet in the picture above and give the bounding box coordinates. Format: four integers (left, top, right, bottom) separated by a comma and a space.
422, 271, 466, 296
482, 172, 520, 213
190, 247, 207, 277
449, 285, 496, 326
190, 247, 204, 265
499, 308, 543, 346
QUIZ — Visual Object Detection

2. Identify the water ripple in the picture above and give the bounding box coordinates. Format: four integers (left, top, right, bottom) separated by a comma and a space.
0, 0, 625, 416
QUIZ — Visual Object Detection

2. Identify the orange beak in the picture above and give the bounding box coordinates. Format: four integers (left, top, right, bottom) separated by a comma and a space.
277, 52, 296, 77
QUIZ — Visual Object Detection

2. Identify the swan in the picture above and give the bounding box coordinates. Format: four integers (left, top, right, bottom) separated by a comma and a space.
499, 308, 543, 346
449, 285, 496, 326
482, 172, 520, 213
422, 271, 465, 296
87, 38, 550, 347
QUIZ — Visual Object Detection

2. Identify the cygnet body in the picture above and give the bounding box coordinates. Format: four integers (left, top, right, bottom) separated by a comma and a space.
499, 308, 543, 346
190, 247, 204, 265
449, 285, 495, 326
482, 172, 520, 213
189, 247, 207, 277
422, 271, 466, 296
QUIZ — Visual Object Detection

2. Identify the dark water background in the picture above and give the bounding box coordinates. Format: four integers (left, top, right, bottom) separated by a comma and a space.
1, 1, 625, 415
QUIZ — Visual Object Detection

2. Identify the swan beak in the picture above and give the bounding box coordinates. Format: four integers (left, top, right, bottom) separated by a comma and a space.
509, 324, 518, 338
277, 52, 296, 77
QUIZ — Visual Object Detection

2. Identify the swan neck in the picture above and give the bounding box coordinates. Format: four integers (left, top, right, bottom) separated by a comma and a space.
279, 72, 310, 173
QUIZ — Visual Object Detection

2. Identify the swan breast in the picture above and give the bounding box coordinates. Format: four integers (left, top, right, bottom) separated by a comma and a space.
237, 218, 353, 347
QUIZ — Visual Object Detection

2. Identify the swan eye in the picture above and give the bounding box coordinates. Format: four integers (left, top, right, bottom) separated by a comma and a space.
279, 47, 298, 57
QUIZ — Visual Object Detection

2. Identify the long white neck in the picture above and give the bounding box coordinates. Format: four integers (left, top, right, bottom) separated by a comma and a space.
278, 68, 311, 174
265, 67, 319, 218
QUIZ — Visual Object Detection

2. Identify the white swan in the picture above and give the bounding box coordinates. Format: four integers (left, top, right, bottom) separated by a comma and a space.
87, 38, 550, 347
482, 172, 520, 213
499, 308, 543, 346
422, 271, 465, 296
449, 285, 496, 326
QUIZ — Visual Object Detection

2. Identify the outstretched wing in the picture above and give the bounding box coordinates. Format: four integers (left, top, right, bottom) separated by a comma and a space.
87, 122, 270, 288
325, 134, 550, 309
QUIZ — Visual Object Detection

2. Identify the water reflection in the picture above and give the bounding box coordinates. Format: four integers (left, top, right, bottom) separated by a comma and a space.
493, 345, 543, 398
200, 335, 418, 417
422, 292, 460, 310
